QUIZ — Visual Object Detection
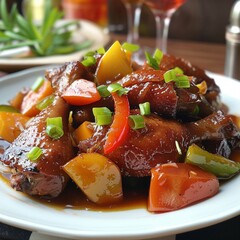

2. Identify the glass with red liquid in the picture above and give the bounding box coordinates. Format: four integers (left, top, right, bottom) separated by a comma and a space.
62, 0, 108, 27
121, 0, 145, 44
145, 0, 186, 53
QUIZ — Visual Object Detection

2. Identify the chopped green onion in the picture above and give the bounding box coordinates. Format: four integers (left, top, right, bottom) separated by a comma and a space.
153, 49, 163, 65
107, 83, 129, 96
97, 85, 111, 98
95, 114, 112, 126
97, 47, 106, 55
122, 42, 140, 52
46, 117, 64, 139
92, 107, 112, 126
129, 115, 145, 130
84, 51, 95, 57
36, 95, 55, 111
145, 49, 163, 70
107, 83, 122, 93
174, 67, 184, 75
164, 69, 177, 83
139, 102, 151, 115
92, 107, 112, 116
145, 51, 159, 70
116, 87, 129, 96
26, 147, 43, 162
31, 77, 44, 92
81, 56, 96, 67
175, 75, 190, 88
163, 69, 190, 88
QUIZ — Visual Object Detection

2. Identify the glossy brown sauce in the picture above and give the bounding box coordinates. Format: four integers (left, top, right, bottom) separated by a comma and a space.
0, 173, 149, 212
1, 149, 239, 212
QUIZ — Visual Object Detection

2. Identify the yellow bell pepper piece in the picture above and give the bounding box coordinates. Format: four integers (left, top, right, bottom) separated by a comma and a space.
73, 121, 93, 144
0, 112, 30, 142
63, 153, 123, 205
95, 41, 133, 85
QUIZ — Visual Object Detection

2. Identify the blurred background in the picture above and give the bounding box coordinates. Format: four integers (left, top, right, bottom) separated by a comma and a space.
5, 0, 236, 44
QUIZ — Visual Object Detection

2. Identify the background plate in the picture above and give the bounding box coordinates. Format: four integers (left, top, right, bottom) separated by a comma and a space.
0, 20, 110, 72
0, 67, 239, 240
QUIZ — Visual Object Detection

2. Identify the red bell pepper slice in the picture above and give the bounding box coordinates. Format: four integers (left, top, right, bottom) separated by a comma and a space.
103, 92, 130, 154
62, 79, 101, 106
148, 163, 219, 212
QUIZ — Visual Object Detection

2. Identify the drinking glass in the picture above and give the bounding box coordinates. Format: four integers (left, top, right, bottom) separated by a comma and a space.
145, 0, 186, 53
121, 0, 145, 44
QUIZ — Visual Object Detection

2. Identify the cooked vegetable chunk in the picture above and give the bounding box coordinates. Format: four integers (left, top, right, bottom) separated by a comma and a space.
21, 80, 53, 117
63, 153, 123, 205
185, 144, 240, 178
95, 41, 133, 84
148, 163, 219, 212
62, 79, 101, 106
0, 112, 30, 142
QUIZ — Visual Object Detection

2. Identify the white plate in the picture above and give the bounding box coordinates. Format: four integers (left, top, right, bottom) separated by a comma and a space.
0, 67, 239, 240
0, 20, 110, 72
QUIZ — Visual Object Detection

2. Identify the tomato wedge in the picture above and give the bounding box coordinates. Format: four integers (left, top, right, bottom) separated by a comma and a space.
104, 92, 130, 154
62, 79, 101, 106
148, 163, 219, 212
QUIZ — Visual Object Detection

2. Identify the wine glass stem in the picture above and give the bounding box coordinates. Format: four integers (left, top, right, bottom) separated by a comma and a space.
155, 15, 171, 53
124, 3, 142, 44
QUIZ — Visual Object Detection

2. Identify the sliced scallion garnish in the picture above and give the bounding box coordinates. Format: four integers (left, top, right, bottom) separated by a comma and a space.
174, 67, 184, 75
116, 87, 129, 96
92, 107, 112, 126
97, 47, 106, 55
153, 49, 163, 65
46, 117, 64, 139
145, 48, 163, 70
81, 56, 96, 67
107, 83, 129, 96
31, 77, 44, 92
36, 95, 55, 111
175, 75, 190, 88
95, 114, 112, 126
139, 102, 151, 116
163, 69, 190, 88
129, 115, 145, 130
122, 42, 140, 52
107, 83, 122, 93
145, 51, 159, 70
164, 69, 177, 83
26, 147, 43, 162
97, 85, 111, 98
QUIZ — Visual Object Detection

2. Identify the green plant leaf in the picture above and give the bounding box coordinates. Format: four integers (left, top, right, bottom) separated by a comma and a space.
0, 0, 10, 30
0, 31, 10, 41
0, 40, 35, 51
4, 30, 27, 41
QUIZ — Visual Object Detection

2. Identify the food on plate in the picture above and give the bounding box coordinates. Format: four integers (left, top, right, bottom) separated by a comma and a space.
0, 41, 240, 212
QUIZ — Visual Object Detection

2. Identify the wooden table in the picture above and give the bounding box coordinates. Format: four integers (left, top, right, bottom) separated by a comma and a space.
0, 35, 226, 76
110, 34, 226, 75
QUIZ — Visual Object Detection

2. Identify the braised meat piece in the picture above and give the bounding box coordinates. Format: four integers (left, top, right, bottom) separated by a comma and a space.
79, 111, 240, 177
160, 54, 221, 108
1, 97, 74, 198
45, 61, 94, 95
